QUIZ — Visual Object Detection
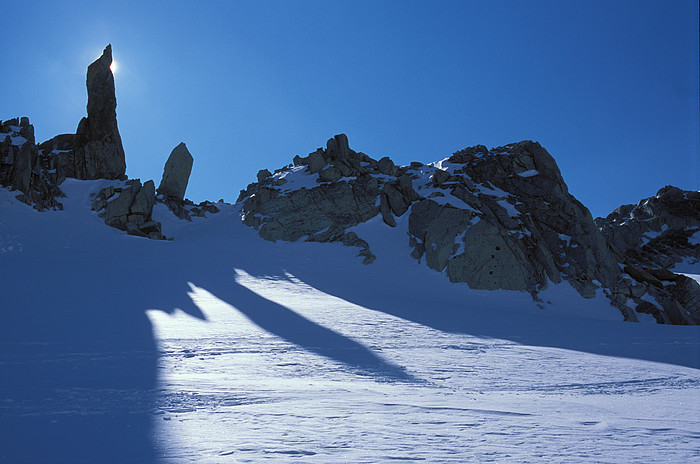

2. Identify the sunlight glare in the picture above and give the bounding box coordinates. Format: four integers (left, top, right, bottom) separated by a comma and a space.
110, 59, 119, 74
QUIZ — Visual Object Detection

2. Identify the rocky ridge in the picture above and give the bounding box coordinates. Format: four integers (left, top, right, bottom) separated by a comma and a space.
1, 45, 212, 239
239, 135, 700, 325
2, 45, 697, 325
596, 186, 700, 270
595, 186, 700, 324
1, 117, 64, 211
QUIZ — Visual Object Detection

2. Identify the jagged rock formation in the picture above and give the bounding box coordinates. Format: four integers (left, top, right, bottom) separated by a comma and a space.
71, 44, 126, 180
0, 117, 64, 210
158, 196, 220, 221
1, 45, 212, 239
596, 186, 700, 269
158, 143, 194, 201
408, 141, 621, 299
2, 45, 125, 211
3, 44, 696, 323
237, 134, 380, 263
596, 186, 700, 324
91, 180, 163, 240
155, 142, 218, 220
238, 134, 700, 324
37, 134, 74, 186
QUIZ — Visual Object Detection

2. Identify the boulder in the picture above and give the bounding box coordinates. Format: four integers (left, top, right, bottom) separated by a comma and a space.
380, 193, 397, 227
381, 175, 420, 217
326, 134, 351, 161
130, 180, 156, 216
307, 149, 326, 174
318, 166, 342, 183
158, 142, 193, 201
38, 134, 75, 185
377, 157, 399, 176
431, 169, 450, 186
104, 181, 140, 229
257, 169, 272, 182
93, 179, 163, 240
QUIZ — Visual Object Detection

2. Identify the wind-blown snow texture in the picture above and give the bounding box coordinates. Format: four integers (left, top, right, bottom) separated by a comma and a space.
1, 181, 699, 463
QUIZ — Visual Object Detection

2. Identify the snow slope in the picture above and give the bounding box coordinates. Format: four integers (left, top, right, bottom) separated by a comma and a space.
1, 181, 699, 463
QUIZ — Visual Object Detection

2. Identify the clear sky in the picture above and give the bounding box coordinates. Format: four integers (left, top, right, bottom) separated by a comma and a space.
2, 0, 698, 217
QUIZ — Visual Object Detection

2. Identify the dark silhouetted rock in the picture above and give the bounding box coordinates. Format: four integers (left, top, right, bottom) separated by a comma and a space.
158, 142, 193, 201
377, 157, 399, 176
72, 45, 127, 180
0, 118, 64, 211
92, 179, 163, 240
318, 166, 342, 183
307, 149, 326, 174
257, 169, 272, 183
38, 134, 75, 185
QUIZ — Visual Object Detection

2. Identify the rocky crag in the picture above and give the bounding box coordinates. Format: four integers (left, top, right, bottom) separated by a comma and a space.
596, 186, 700, 270
0, 117, 64, 211
596, 186, 700, 323
238, 135, 700, 325
1, 45, 212, 239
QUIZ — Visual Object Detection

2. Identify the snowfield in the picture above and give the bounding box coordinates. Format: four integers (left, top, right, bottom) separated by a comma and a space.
1, 180, 699, 463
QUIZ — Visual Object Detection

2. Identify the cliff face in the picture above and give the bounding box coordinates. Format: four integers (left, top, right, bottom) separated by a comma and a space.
239, 134, 700, 325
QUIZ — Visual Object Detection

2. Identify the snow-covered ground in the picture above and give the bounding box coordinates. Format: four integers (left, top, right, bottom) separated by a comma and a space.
1, 181, 699, 463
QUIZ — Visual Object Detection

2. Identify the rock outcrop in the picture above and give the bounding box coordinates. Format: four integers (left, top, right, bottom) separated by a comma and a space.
158, 142, 193, 201
91, 179, 164, 240
154, 142, 217, 221
409, 141, 622, 300
71, 44, 126, 180
238, 134, 380, 263
238, 135, 699, 324
37, 134, 74, 186
2, 45, 216, 240
0, 117, 64, 210
596, 186, 700, 270
596, 186, 700, 324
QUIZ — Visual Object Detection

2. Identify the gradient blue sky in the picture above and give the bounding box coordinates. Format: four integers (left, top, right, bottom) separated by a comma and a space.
2, 0, 698, 217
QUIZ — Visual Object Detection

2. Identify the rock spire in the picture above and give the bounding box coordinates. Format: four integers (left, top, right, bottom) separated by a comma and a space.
71, 44, 126, 180
158, 142, 194, 201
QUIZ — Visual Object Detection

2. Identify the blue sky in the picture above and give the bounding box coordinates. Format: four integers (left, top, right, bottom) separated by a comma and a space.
2, 0, 698, 217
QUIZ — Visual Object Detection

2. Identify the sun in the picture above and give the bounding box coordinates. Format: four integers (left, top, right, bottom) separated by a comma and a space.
110, 59, 119, 74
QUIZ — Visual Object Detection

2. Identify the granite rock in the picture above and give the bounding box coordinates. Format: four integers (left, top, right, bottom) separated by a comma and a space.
158, 142, 193, 201
72, 45, 127, 180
